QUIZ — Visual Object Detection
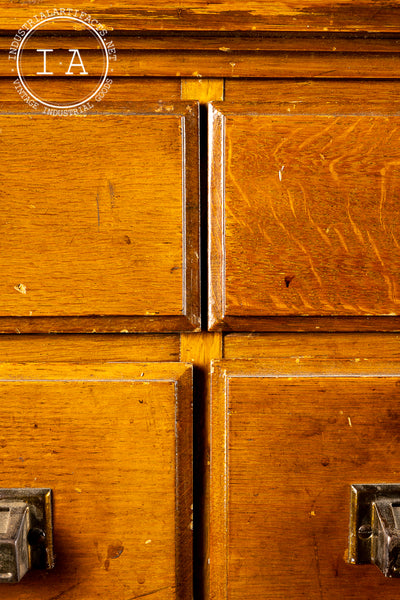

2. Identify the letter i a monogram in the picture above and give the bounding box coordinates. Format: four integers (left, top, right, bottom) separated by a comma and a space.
36, 48, 88, 75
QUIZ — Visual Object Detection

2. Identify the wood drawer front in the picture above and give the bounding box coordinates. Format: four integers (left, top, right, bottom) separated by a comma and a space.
210, 359, 400, 599
0, 362, 192, 600
0, 102, 199, 333
209, 100, 400, 331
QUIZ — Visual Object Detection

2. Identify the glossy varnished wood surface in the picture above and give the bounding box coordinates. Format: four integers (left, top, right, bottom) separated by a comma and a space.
7, 48, 400, 79
0, 101, 199, 332
224, 332, 400, 359
0, 77, 182, 103
224, 79, 400, 104
0, 333, 180, 362
1, 1, 400, 32
0, 362, 192, 600
5, 35, 400, 80
210, 358, 400, 599
209, 99, 400, 330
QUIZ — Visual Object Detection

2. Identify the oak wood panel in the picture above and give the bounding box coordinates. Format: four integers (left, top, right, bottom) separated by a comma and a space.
0, 77, 181, 103
181, 78, 224, 104
0, 333, 180, 362
224, 79, 400, 104
210, 358, 400, 599
5, 50, 400, 78
1, 1, 400, 32
0, 362, 192, 600
0, 102, 200, 332
224, 332, 400, 360
209, 101, 400, 331
4, 34, 400, 53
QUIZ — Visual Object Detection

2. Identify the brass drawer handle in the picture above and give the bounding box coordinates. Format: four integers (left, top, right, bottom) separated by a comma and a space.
349, 484, 400, 578
0, 488, 54, 582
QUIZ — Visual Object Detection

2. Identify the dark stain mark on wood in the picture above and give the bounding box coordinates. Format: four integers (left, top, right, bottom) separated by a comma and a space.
104, 541, 124, 570
285, 275, 295, 288
109, 180, 116, 209
107, 542, 124, 559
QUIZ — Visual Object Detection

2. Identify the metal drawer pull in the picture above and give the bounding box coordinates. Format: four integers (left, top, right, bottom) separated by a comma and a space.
0, 488, 54, 583
348, 484, 400, 577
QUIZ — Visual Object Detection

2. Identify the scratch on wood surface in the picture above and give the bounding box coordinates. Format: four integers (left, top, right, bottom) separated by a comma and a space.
96, 191, 101, 232
128, 585, 174, 599
48, 583, 81, 600
14, 283, 26, 295
312, 531, 324, 600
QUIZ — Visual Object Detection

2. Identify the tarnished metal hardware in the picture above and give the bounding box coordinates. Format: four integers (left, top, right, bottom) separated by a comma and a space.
0, 488, 54, 583
348, 484, 400, 578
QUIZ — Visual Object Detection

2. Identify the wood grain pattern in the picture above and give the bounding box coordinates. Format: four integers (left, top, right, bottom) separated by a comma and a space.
4, 34, 400, 53
181, 79, 224, 104
209, 100, 400, 330
0, 77, 182, 103
224, 79, 400, 104
7, 49, 400, 79
1, 1, 400, 32
224, 332, 400, 360
210, 358, 400, 599
0, 333, 180, 362
0, 102, 199, 332
0, 362, 192, 600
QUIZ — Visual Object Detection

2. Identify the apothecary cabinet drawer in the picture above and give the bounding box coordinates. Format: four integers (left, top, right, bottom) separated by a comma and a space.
0, 362, 192, 600
209, 99, 400, 330
210, 358, 400, 599
0, 102, 199, 332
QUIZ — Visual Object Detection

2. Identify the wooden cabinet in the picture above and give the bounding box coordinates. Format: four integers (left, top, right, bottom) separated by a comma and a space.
0, 361, 192, 600
0, 102, 199, 333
